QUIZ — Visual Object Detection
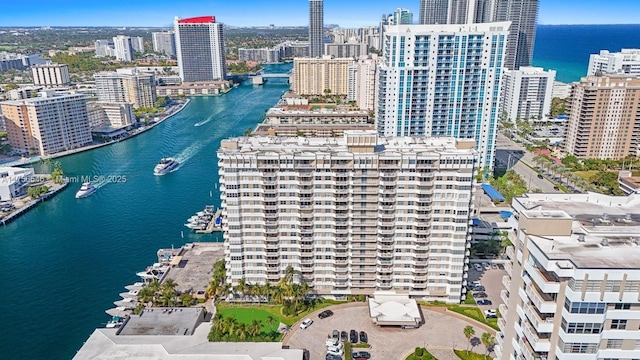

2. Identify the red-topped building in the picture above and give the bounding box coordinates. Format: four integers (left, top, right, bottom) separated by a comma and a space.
174, 16, 227, 82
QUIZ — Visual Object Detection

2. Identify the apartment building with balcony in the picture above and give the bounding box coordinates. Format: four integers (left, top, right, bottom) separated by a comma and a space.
564, 75, 640, 160
497, 192, 640, 360
218, 131, 476, 303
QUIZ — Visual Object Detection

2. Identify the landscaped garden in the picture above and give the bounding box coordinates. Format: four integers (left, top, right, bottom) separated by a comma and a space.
405, 347, 438, 360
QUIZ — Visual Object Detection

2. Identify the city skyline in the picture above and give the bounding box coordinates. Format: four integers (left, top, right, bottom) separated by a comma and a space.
1, 0, 639, 27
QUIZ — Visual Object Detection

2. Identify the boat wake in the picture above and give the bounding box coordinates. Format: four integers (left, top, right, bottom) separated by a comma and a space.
174, 141, 203, 165
194, 108, 225, 127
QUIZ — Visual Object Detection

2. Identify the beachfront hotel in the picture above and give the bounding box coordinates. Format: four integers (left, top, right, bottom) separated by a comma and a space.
1, 90, 91, 156
496, 192, 640, 360
174, 16, 226, 82
218, 130, 476, 303
377, 22, 509, 168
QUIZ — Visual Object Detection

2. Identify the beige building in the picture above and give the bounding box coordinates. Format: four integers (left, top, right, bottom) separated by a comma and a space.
31, 63, 71, 88
291, 55, 354, 96
347, 55, 378, 112
94, 69, 156, 109
1, 91, 91, 156
156, 80, 231, 97
497, 192, 640, 360
564, 75, 640, 159
219, 131, 476, 303
87, 102, 136, 129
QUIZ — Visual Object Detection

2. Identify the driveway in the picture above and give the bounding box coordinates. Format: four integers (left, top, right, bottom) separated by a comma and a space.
468, 267, 508, 312
286, 304, 491, 360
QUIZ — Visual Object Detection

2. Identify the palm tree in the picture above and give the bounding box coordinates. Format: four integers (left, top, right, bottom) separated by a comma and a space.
236, 322, 248, 341
262, 282, 273, 302
249, 319, 262, 337
206, 279, 220, 300
463, 326, 475, 354
265, 315, 277, 330
225, 317, 238, 337
161, 278, 178, 293
235, 277, 248, 298
481, 332, 495, 357
272, 286, 285, 305
213, 313, 225, 334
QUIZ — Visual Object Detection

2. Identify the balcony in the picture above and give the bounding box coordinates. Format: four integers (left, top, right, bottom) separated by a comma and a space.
504, 260, 513, 276
525, 285, 557, 314
498, 317, 507, 331
499, 303, 508, 317
502, 275, 511, 290
500, 290, 509, 304
524, 262, 560, 294
523, 302, 554, 333
505, 246, 515, 260
522, 320, 551, 352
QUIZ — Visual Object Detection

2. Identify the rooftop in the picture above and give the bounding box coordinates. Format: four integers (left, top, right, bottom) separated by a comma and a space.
514, 193, 640, 269
162, 242, 224, 297
118, 307, 205, 336
177, 16, 216, 24
74, 323, 302, 360
220, 131, 476, 157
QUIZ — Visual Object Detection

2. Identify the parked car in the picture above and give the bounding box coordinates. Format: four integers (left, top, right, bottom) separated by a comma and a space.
326, 338, 340, 347
472, 285, 485, 292
303, 349, 310, 360
471, 280, 481, 286
473, 292, 488, 298
350, 329, 358, 343
473, 263, 483, 271
553, 186, 560, 190
326, 353, 342, 360
485, 309, 497, 318
352, 351, 371, 359
537, 174, 544, 179
491, 263, 498, 269
477, 299, 492, 306
327, 346, 344, 356
319, 310, 334, 319
299, 319, 313, 329
332, 329, 339, 339
497, 264, 505, 270
359, 331, 368, 343
482, 262, 491, 270
341, 331, 348, 341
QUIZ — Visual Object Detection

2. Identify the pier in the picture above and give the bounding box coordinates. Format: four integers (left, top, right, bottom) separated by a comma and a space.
1, 178, 69, 225
195, 209, 223, 234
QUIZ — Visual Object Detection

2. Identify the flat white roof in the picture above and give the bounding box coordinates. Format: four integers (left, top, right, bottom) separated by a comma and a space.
368, 294, 422, 326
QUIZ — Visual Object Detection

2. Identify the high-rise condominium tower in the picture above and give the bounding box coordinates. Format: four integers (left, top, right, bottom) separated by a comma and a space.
419, 0, 539, 69
113, 35, 134, 62
309, 0, 324, 57
219, 131, 476, 302
152, 31, 177, 57
174, 16, 227, 82
377, 22, 509, 168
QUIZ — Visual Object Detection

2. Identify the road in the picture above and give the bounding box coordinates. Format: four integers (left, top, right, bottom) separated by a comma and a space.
495, 134, 563, 193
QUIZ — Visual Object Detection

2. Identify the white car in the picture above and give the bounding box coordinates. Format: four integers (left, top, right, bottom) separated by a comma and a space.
485, 309, 497, 318
474, 264, 483, 271
327, 341, 344, 350
482, 262, 491, 270
299, 318, 313, 329
327, 346, 344, 356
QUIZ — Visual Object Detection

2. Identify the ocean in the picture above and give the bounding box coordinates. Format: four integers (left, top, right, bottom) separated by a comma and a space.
533, 24, 640, 83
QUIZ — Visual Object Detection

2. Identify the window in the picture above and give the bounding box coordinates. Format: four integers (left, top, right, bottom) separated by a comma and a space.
606, 339, 623, 349
611, 319, 627, 330
614, 303, 631, 310
559, 341, 598, 354
561, 319, 602, 334
564, 299, 606, 314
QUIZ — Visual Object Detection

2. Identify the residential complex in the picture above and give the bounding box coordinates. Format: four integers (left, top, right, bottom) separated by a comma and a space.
391, 8, 414, 25
588, 49, 640, 76
95, 39, 116, 58
238, 47, 281, 63
113, 35, 134, 62
497, 192, 640, 360
152, 31, 176, 57
93, 69, 156, 109
86, 102, 136, 129
31, 64, 71, 88
500, 66, 555, 122
291, 56, 353, 96
309, 0, 324, 57
218, 131, 476, 302
174, 16, 227, 82
377, 23, 509, 168
347, 55, 378, 112
324, 43, 368, 59
131, 36, 145, 53
0, 91, 92, 156
564, 75, 640, 160
418, 0, 539, 69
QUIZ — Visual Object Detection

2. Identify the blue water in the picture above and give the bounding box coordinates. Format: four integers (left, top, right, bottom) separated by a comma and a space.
0, 63, 291, 360
533, 24, 640, 83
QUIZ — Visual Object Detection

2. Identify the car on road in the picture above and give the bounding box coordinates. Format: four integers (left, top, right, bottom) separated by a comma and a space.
537, 174, 544, 179
341, 331, 348, 341
332, 330, 339, 339
553, 186, 560, 190
299, 319, 313, 329
477, 299, 492, 306
473, 292, 488, 298
319, 310, 334, 319
350, 329, 358, 343
352, 351, 371, 359
359, 331, 368, 343
326, 353, 342, 360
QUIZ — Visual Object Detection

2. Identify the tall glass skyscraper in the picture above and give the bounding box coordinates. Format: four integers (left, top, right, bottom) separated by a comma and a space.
174, 16, 227, 82
376, 23, 509, 168
418, 0, 539, 70
309, 0, 324, 58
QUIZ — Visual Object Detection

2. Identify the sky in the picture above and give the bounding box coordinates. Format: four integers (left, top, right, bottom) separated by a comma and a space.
1, 0, 639, 27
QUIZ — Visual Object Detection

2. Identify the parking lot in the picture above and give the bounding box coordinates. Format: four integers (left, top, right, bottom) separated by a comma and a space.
286, 304, 491, 360
468, 264, 508, 314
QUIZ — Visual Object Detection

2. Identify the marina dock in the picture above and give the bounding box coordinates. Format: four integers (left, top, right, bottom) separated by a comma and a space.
196, 209, 223, 234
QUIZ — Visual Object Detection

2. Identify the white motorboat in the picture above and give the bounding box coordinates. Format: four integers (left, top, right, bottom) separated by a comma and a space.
153, 158, 180, 176
75, 182, 97, 199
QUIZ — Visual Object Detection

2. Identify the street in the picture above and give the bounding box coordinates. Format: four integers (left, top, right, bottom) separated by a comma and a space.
495, 134, 563, 193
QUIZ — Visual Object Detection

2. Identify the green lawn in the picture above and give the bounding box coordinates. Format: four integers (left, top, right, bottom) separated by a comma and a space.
573, 170, 599, 181
216, 300, 339, 327
421, 303, 499, 331
454, 349, 492, 360
405, 347, 438, 360
217, 307, 280, 333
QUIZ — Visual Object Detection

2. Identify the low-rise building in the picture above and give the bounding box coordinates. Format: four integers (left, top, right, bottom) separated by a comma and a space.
94, 69, 156, 109
156, 80, 231, 97
588, 49, 640, 76
265, 104, 370, 125
618, 170, 640, 195
497, 192, 640, 360
87, 102, 136, 130
0, 167, 34, 201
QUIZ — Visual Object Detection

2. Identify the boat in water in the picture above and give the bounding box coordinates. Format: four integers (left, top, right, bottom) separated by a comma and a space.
75, 182, 97, 199
153, 158, 180, 176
